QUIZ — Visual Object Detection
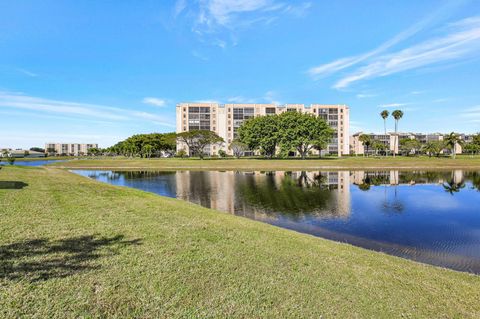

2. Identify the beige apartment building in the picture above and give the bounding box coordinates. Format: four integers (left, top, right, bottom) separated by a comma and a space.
45, 143, 98, 156
176, 103, 350, 157
350, 132, 465, 155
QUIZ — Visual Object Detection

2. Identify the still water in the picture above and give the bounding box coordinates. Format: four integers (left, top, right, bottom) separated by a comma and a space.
73, 169, 480, 273
0, 160, 67, 166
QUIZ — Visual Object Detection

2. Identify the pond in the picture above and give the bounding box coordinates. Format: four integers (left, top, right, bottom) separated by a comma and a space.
0, 159, 68, 166
72, 169, 480, 274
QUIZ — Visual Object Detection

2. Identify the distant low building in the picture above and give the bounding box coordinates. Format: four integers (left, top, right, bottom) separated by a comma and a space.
350, 132, 470, 155
45, 143, 98, 156
0, 149, 45, 158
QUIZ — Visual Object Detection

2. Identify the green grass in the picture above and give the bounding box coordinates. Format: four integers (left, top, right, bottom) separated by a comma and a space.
50, 155, 480, 170
1, 166, 479, 318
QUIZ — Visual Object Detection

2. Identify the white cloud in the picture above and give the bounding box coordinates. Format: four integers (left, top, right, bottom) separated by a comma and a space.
378, 103, 409, 108
0, 92, 174, 127
307, 2, 453, 79
356, 93, 377, 98
173, 0, 187, 18
226, 96, 256, 103
263, 90, 282, 105
176, 0, 312, 47
332, 16, 480, 89
191, 50, 209, 61
142, 97, 167, 107
17, 68, 38, 77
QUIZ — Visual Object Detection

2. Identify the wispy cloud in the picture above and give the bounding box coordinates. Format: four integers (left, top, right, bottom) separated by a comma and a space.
356, 93, 377, 98
0, 92, 175, 127
142, 97, 167, 107
175, 0, 311, 47
17, 68, 38, 77
307, 2, 454, 79
333, 16, 480, 89
378, 103, 409, 108
307, 2, 480, 89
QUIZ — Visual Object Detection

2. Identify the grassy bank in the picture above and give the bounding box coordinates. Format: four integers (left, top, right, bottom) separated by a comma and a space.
50, 155, 480, 170
1, 166, 479, 317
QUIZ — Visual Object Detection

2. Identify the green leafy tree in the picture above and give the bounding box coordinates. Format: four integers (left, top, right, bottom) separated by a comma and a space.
372, 140, 387, 156
218, 149, 227, 158
399, 138, 421, 156
141, 144, 153, 158
422, 141, 444, 157
463, 142, 479, 156
238, 115, 279, 158
176, 148, 187, 158
359, 134, 373, 156
176, 130, 224, 159
391, 110, 404, 157
29, 147, 45, 153
46, 147, 56, 156
277, 111, 334, 159
380, 110, 389, 156
444, 132, 463, 159
7, 156, 15, 165
313, 133, 331, 158
87, 147, 102, 156
228, 140, 248, 158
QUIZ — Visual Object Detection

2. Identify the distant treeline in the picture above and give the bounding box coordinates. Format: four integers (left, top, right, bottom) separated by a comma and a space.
105, 133, 176, 158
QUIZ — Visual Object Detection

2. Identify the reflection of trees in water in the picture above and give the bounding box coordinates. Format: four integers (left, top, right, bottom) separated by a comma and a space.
356, 171, 390, 191
443, 180, 466, 195
237, 171, 333, 218
398, 171, 450, 184
465, 171, 480, 191
119, 171, 175, 180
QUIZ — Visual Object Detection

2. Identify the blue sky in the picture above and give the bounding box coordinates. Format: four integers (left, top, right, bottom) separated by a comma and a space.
1, 0, 480, 148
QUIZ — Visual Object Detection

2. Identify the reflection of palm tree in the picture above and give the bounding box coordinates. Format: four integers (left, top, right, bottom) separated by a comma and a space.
468, 172, 480, 191
442, 180, 465, 195
358, 183, 370, 191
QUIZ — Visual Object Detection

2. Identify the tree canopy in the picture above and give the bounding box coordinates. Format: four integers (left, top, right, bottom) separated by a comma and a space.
238, 111, 333, 159
277, 111, 333, 159
237, 115, 280, 158
176, 130, 224, 159
108, 132, 176, 157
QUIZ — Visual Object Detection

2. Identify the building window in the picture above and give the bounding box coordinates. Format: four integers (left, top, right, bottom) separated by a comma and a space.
188, 106, 211, 130
266, 107, 276, 114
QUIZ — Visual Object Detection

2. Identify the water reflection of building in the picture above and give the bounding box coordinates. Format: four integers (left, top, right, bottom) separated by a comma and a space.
175, 170, 471, 220
351, 170, 465, 186
175, 171, 352, 218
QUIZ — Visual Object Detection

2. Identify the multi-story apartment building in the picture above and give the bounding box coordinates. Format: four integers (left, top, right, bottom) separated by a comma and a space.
44, 143, 98, 156
176, 103, 350, 156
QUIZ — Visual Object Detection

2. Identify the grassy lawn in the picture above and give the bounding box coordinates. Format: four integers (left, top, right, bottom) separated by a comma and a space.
49, 155, 480, 170
1, 166, 479, 317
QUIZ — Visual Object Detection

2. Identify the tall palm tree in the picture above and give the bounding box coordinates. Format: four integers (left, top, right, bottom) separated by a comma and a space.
391, 110, 404, 157
444, 132, 463, 159
380, 110, 389, 156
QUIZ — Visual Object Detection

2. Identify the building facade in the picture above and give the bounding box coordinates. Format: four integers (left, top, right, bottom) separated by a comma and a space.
350, 132, 467, 155
176, 103, 350, 156
45, 143, 98, 156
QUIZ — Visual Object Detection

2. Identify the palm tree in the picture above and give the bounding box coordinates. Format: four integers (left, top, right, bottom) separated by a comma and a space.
359, 134, 373, 156
380, 110, 389, 156
444, 132, 463, 159
391, 110, 404, 157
